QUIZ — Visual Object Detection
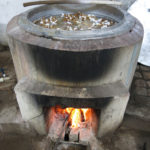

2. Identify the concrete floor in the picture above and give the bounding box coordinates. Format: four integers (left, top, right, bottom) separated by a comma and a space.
0, 134, 48, 150
0, 46, 150, 150
0, 129, 149, 150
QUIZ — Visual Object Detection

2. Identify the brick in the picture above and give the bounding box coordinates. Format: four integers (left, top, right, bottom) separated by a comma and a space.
143, 72, 150, 80
147, 89, 150, 97
136, 65, 139, 70
140, 65, 150, 71
135, 79, 146, 87
135, 87, 147, 96
147, 81, 150, 88
134, 72, 142, 78
134, 95, 150, 105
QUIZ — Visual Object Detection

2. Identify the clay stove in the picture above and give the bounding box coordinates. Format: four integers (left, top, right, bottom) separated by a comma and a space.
7, 3, 143, 149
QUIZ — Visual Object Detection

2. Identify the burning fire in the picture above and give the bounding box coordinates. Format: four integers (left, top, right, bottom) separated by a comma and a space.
55, 106, 91, 128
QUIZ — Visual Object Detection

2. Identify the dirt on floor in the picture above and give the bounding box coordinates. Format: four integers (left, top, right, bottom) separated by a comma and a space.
0, 45, 16, 92
0, 45, 18, 121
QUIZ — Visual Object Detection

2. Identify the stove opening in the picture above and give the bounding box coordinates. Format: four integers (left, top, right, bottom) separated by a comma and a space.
45, 105, 99, 144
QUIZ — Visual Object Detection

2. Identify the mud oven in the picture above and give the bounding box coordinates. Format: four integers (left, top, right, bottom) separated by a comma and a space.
7, 4, 143, 150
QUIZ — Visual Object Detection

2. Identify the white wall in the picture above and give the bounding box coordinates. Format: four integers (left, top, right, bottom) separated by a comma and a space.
129, 0, 150, 66
0, 0, 36, 45
0, 0, 36, 24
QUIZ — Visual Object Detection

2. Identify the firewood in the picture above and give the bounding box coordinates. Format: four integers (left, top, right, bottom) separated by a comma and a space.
79, 128, 91, 145
48, 115, 65, 141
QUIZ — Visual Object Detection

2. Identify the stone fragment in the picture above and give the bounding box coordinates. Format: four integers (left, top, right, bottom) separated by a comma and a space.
135, 79, 146, 87
135, 87, 147, 96
134, 72, 142, 78
143, 72, 150, 80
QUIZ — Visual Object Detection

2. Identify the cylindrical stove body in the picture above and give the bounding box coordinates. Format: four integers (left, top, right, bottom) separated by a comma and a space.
7, 4, 143, 136
7, 4, 143, 92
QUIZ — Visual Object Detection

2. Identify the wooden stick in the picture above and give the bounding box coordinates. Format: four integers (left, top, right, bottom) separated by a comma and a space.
53, 109, 73, 150
23, 0, 122, 7
52, 116, 69, 150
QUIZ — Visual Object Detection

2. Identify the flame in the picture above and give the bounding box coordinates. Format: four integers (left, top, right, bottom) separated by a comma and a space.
71, 109, 82, 128
81, 108, 89, 121
55, 106, 91, 128
66, 107, 73, 114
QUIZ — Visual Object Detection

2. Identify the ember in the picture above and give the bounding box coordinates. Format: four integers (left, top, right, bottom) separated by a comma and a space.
34, 12, 115, 31
55, 106, 92, 128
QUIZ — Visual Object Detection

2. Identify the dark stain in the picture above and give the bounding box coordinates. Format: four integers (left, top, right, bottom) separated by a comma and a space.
143, 142, 147, 150
29, 45, 116, 82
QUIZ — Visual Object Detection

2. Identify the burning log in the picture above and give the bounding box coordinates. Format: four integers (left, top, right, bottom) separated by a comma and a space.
47, 107, 68, 141
69, 109, 98, 145
46, 106, 100, 150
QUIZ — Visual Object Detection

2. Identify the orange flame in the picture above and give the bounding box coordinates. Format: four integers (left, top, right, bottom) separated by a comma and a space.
55, 106, 91, 128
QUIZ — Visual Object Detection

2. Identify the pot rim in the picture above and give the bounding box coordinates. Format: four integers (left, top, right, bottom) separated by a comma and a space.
18, 4, 136, 40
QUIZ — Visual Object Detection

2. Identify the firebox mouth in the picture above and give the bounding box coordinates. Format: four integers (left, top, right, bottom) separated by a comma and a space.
18, 4, 136, 40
